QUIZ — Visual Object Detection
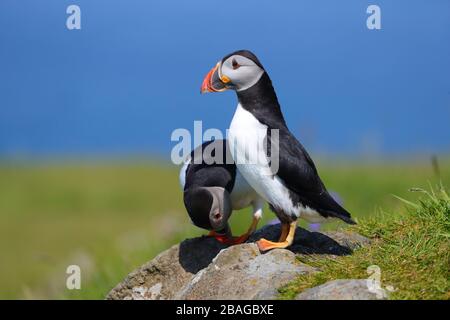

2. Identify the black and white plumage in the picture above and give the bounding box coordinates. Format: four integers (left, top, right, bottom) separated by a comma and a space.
180, 139, 264, 240
201, 50, 355, 250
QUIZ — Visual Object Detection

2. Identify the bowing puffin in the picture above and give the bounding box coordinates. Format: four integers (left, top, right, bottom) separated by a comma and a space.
180, 139, 264, 245
201, 50, 355, 251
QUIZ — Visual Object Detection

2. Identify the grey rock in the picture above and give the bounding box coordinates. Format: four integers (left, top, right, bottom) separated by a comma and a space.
106, 236, 227, 300
295, 279, 388, 300
176, 243, 315, 300
107, 224, 370, 300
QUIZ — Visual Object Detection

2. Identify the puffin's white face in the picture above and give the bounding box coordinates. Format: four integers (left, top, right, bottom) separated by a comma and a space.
201, 50, 265, 93
219, 55, 264, 92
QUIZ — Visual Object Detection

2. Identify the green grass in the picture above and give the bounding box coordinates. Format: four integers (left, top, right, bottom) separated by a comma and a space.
279, 185, 450, 300
0, 158, 449, 299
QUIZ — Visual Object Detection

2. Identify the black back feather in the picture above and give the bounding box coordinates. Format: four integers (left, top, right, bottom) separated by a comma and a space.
237, 69, 355, 224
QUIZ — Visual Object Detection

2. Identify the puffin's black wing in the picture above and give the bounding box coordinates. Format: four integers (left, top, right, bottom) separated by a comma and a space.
184, 139, 236, 193
270, 129, 355, 224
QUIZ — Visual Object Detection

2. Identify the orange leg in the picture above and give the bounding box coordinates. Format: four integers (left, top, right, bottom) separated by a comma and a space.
207, 230, 230, 244
257, 221, 297, 252
229, 216, 260, 244
278, 223, 289, 242
208, 216, 260, 245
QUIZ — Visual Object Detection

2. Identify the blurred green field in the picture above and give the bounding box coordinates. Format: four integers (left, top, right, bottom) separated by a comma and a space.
0, 158, 448, 299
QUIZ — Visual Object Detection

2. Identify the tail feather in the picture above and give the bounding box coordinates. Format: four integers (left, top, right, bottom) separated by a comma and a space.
323, 207, 356, 225
316, 191, 356, 225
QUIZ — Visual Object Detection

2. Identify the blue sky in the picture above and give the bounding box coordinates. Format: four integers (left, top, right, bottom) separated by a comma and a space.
0, 0, 449, 159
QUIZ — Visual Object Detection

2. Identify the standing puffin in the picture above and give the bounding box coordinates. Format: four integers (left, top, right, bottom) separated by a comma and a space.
180, 139, 264, 245
201, 50, 355, 251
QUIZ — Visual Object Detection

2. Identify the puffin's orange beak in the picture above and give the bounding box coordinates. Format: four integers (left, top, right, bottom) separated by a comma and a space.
200, 62, 230, 94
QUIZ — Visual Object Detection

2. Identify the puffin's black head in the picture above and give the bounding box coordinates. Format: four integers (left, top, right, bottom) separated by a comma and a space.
201, 50, 265, 94
184, 187, 232, 233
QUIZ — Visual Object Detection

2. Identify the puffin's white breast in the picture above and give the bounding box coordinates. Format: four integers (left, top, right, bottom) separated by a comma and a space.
228, 104, 327, 223
228, 104, 295, 213
228, 104, 306, 219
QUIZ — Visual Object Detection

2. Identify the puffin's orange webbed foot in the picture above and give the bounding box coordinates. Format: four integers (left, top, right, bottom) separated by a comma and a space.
256, 221, 297, 252
256, 238, 290, 251
207, 230, 231, 244
207, 231, 248, 245
207, 216, 260, 245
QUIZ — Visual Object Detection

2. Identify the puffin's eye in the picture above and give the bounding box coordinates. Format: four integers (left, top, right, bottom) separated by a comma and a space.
232, 58, 240, 70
